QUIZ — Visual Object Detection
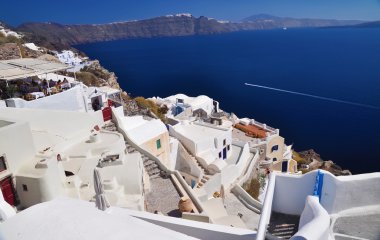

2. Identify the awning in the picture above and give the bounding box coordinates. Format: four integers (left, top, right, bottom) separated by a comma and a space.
0, 58, 70, 81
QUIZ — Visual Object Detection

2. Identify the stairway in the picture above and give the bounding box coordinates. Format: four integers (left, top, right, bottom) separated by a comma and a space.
266, 212, 300, 239
178, 143, 212, 189
125, 141, 163, 179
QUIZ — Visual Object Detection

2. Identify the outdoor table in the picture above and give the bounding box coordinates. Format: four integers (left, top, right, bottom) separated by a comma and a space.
30, 92, 45, 99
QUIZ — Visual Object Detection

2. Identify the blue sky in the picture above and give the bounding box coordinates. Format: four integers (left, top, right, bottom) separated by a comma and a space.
1, 0, 379, 26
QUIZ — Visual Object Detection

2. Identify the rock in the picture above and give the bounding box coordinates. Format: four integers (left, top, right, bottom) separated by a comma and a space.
297, 149, 352, 176
0, 43, 21, 60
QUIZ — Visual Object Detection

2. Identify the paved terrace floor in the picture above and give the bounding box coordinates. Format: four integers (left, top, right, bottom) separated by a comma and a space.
232, 128, 262, 145
333, 211, 380, 240
224, 192, 261, 230
145, 176, 182, 218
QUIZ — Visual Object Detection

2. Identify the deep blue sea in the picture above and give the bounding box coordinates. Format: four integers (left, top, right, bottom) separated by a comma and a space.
77, 28, 380, 174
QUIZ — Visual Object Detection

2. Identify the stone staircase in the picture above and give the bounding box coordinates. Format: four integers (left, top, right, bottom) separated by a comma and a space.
125, 141, 164, 179
266, 212, 300, 239
178, 142, 212, 189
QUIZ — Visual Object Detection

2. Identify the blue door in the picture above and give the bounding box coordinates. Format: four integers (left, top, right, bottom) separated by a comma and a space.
223, 147, 227, 160
191, 180, 196, 188
281, 161, 288, 172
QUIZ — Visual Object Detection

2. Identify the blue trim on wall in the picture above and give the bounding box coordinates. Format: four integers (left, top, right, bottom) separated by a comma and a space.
313, 170, 325, 202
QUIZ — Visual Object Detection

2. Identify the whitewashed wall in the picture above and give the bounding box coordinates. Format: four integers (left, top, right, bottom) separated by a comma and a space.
6, 86, 86, 112
0, 121, 36, 175
291, 196, 330, 240
321, 172, 380, 214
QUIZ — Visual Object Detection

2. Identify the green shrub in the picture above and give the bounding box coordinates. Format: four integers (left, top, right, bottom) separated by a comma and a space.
135, 97, 167, 123
243, 178, 261, 200
75, 72, 99, 86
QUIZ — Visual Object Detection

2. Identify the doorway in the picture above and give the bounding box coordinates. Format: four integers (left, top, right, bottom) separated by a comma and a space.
281, 161, 288, 173
0, 176, 16, 206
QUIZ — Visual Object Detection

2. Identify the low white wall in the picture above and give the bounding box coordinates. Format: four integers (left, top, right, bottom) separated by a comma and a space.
202, 173, 222, 199
176, 142, 202, 180
235, 143, 250, 175
169, 138, 179, 171
238, 150, 260, 186
231, 185, 262, 213
272, 171, 317, 215
321, 172, 380, 214
221, 165, 239, 190
6, 86, 86, 112
291, 196, 330, 240
272, 170, 380, 215
121, 206, 256, 240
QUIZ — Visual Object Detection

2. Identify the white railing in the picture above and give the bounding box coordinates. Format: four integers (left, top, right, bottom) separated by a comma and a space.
256, 173, 276, 240
231, 185, 261, 213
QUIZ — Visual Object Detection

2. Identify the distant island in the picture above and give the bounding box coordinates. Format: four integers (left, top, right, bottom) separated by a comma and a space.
10, 13, 365, 49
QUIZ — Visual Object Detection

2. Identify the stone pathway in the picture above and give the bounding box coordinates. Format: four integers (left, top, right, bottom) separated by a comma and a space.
145, 176, 182, 217
224, 192, 261, 230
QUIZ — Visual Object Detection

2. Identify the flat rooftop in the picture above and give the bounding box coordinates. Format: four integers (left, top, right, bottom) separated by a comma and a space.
234, 124, 268, 139
174, 123, 229, 143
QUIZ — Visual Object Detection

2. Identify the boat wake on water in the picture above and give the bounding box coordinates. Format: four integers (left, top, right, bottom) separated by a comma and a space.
245, 83, 380, 110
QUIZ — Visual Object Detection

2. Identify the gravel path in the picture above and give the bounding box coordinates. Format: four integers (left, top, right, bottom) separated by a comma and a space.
145, 177, 182, 217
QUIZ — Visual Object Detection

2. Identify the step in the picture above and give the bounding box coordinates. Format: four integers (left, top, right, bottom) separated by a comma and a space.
201, 178, 207, 183
148, 168, 161, 176
145, 164, 158, 172
143, 159, 156, 166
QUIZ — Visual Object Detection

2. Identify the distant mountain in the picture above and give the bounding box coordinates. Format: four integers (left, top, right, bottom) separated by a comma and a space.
353, 21, 380, 28
242, 14, 363, 28
16, 14, 366, 49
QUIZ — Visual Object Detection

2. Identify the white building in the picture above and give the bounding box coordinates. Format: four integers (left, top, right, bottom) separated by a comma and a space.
23, 43, 41, 52
0, 26, 22, 38
151, 94, 220, 118
55, 50, 90, 72
256, 170, 380, 240
169, 121, 232, 174
114, 115, 171, 168
56, 50, 83, 66
0, 108, 144, 211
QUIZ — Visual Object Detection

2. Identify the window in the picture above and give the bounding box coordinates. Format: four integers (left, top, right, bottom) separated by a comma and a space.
65, 171, 75, 177
22, 184, 28, 191
156, 139, 161, 149
227, 145, 231, 151
273, 158, 277, 162
219, 152, 222, 158
0, 156, 7, 172
271, 145, 279, 153
223, 139, 226, 146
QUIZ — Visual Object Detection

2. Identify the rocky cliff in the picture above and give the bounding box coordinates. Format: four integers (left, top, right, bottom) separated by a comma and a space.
294, 149, 352, 176
17, 14, 363, 49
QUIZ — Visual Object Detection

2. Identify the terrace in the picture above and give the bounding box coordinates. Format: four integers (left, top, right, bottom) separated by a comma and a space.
0, 58, 72, 101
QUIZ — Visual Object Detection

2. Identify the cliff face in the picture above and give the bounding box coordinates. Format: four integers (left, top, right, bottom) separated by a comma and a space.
18, 16, 233, 48
17, 15, 363, 49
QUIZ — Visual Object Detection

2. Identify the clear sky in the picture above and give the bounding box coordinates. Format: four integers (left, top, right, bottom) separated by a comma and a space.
1, 0, 379, 26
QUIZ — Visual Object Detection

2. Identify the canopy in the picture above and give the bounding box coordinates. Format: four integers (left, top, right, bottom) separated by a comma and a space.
0, 58, 70, 82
